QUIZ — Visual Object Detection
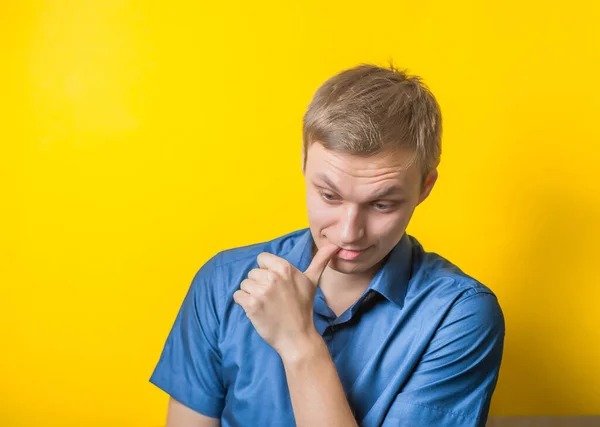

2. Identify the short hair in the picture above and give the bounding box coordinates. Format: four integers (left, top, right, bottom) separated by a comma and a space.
302, 62, 442, 184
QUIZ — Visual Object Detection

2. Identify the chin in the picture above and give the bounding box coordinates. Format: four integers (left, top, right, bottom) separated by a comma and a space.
329, 258, 370, 274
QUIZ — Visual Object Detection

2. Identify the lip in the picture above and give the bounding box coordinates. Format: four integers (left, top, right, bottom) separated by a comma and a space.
336, 246, 370, 260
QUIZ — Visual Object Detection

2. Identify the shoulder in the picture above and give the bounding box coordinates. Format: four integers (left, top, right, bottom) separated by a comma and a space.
215, 228, 306, 269
190, 228, 307, 304
405, 234, 504, 327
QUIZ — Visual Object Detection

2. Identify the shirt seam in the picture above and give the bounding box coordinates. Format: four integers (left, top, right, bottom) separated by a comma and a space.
211, 251, 227, 391
452, 288, 499, 309
392, 399, 479, 421
150, 369, 224, 418
215, 251, 259, 269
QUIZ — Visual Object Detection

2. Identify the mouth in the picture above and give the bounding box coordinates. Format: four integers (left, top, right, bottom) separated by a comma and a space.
336, 246, 369, 261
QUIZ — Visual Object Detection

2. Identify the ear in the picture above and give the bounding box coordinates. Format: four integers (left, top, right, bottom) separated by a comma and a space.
416, 168, 438, 206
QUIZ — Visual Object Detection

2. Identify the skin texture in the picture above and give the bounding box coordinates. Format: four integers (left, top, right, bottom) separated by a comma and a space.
233, 238, 340, 357
166, 398, 220, 427
304, 141, 438, 315
166, 141, 438, 426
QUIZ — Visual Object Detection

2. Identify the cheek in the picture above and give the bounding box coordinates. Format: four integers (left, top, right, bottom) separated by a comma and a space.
366, 212, 408, 238
306, 193, 336, 224
307, 206, 336, 224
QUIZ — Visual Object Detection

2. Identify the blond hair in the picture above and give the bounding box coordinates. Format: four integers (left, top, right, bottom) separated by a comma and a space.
302, 62, 442, 185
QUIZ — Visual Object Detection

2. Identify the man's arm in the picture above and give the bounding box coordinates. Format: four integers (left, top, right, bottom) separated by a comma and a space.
381, 292, 505, 426
281, 333, 359, 427
166, 397, 221, 427
281, 291, 504, 427
150, 254, 227, 423
234, 243, 359, 426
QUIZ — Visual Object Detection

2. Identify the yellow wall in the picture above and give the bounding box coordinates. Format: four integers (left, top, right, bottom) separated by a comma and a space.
2, 1, 599, 426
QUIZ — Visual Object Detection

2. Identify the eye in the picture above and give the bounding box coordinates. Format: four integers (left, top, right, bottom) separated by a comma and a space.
373, 201, 402, 211
374, 203, 393, 210
321, 192, 337, 202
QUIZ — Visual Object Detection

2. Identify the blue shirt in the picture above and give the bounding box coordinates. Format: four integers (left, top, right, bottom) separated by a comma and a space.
150, 227, 505, 427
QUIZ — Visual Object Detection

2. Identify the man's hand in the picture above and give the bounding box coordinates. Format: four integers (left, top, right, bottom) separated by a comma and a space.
234, 241, 360, 427
233, 241, 340, 358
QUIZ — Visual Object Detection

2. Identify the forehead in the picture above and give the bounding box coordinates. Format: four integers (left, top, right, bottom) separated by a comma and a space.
305, 142, 418, 181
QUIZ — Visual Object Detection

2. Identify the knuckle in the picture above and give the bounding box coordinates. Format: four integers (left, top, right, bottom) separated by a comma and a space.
266, 270, 278, 284
281, 263, 293, 277
247, 299, 260, 314
240, 278, 252, 291
263, 283, 274, 296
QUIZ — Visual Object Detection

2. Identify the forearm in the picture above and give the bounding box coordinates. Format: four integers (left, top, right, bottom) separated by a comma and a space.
280, 332, 359, 427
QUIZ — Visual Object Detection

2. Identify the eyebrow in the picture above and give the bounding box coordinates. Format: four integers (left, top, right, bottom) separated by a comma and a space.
314, 173, 405, 200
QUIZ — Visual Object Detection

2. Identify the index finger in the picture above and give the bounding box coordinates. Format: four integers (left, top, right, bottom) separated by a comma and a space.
303, 242, 340, 285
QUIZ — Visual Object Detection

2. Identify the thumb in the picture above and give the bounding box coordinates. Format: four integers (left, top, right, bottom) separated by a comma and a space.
303, 242, 340, 285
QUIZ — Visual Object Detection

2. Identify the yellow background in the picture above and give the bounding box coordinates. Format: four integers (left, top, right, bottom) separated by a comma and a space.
2, 1, 599, 426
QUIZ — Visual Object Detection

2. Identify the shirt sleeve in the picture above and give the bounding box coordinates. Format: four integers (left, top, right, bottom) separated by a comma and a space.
149, 253, 226, 419
381, 291, 505, 427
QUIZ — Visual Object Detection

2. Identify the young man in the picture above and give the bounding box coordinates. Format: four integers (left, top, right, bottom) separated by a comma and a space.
150, 64, 505, 427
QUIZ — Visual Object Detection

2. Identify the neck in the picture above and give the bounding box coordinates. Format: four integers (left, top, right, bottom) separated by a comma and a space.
312, 241, 387, 294
318, 267, 371, 294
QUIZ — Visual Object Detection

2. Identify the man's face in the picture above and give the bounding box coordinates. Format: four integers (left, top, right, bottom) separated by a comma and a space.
303, 142, 437, 277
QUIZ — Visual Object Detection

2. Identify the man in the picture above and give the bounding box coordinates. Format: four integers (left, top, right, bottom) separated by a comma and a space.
150, 63, 505, 427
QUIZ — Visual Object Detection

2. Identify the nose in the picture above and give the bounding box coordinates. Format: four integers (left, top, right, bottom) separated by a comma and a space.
339, 204, 365, 246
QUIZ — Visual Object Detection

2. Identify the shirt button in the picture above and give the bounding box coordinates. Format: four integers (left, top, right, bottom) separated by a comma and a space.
330, 324, 339, 332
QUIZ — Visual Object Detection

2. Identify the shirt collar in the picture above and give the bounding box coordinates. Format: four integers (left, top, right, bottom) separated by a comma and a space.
285, 227, 413, 308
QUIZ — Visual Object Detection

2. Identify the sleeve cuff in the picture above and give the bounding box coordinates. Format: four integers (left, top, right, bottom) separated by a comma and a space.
149, 369, 224, 419
381, 400, 484, 427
